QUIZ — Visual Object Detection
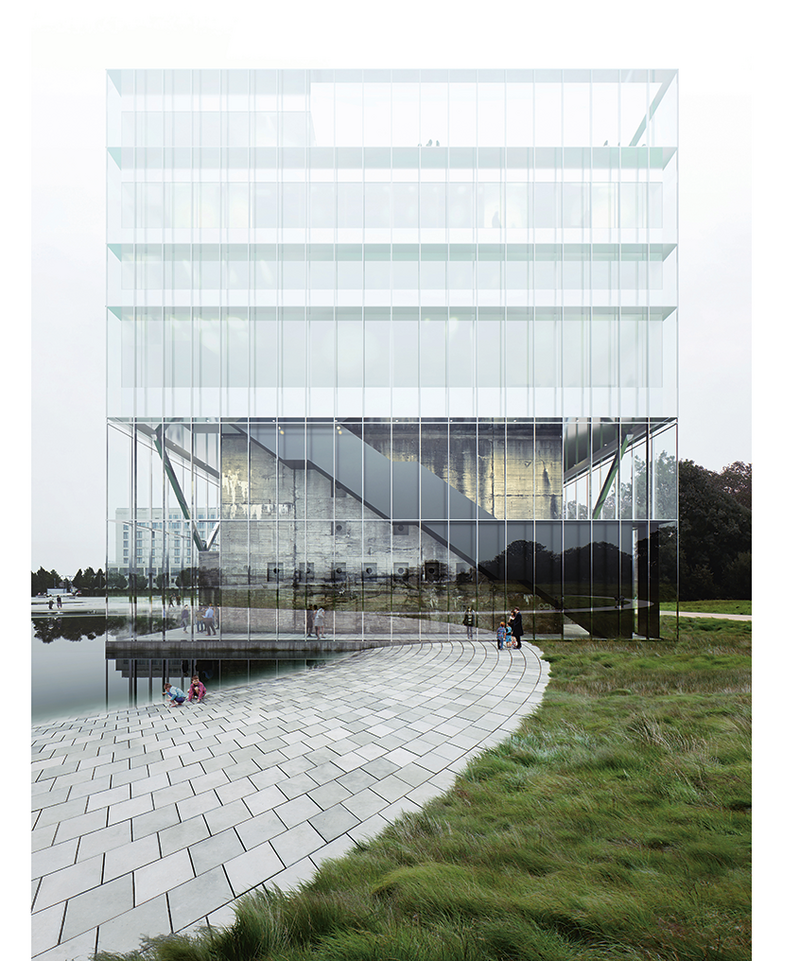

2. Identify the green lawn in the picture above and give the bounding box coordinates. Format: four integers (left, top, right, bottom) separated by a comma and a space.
661, 599, 752, 616
97, 618, 751, 961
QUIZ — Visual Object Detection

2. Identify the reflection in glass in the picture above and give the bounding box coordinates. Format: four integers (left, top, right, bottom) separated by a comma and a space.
107, 70, 678, 641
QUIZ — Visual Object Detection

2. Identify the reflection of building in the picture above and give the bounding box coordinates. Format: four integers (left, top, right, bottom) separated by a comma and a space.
106, 69, 677, 637
108, 508, 219, 582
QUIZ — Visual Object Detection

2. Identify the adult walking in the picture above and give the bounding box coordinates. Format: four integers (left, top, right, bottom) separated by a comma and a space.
203, 604, 216, 636
508, 607, 523, 648
462, 605, 476, 640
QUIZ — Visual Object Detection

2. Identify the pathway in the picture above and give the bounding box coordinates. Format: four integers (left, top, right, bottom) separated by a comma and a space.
31, 639, 548, 960
660, 610, 752, 621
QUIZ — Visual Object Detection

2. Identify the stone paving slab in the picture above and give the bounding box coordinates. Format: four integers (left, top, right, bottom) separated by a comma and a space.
31, 639, 549, 960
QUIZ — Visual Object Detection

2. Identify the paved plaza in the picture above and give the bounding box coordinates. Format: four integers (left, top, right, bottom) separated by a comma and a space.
31, 638, 549, 960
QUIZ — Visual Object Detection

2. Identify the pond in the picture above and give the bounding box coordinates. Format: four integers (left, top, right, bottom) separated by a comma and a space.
31, 613, 343, 727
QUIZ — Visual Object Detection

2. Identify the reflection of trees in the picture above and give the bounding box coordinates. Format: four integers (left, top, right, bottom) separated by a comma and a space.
32, 616, 127, 644
615, 452, 678, 520
32, 614, 179, 644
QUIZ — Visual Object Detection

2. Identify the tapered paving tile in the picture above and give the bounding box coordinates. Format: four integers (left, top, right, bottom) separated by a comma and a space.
242, 784, 284, 817
275, 772, 318, 800
60, 873, 133, 942
95, 894, 170, 957
34, 797, 89, 829
177, 788, 223, 822
341, 788, 387, 819
131, 803, 180, 841
31, 901, 66, 957
336, 768, 377, 794
166, 866, 234, 932
271, 822, 325, 866
189, 828, 245, 875
274, 794, 322, 829
307, 780, 353, 810
31, 837, 79, 880
74, 822, 131, 864
102, 833, 161, 882
134, 849, 193, 905
31, 786, 72, 810
52, 808, 108, 845
34, 927, 97, 961
223, 839, 284, 896
34, 854, 104, 912
308, 804, 361, 842
234, 808, 286, 850
204, 798, 252, 835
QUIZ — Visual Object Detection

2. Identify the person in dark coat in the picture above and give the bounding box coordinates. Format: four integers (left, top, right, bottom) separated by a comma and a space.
462, 606, 476, 640
508, 607, 523, 648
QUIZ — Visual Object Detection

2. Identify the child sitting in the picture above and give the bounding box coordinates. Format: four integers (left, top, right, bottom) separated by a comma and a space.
187, 675, 206, 702
163, 682, 187, 706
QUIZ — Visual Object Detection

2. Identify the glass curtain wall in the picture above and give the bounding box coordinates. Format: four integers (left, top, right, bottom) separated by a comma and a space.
107, 68, 678, 640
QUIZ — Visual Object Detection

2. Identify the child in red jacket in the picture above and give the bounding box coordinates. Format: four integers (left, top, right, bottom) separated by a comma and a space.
187, 675, 207, 702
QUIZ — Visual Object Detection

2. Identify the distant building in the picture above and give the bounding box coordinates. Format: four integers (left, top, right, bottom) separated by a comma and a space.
106, 69, 677, 636
107, 507, 219, 583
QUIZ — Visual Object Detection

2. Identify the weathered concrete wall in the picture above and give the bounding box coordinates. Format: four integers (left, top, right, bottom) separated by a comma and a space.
218, 426, 562, 591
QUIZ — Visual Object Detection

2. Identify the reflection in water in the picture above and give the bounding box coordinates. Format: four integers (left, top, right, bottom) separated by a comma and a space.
33, 615, 126, 644
31, 614, 342, 725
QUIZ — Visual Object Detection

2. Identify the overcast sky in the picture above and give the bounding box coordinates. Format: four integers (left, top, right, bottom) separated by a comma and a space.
26, 2, 754, 581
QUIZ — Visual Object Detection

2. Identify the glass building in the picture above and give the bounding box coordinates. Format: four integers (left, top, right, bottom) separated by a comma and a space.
106, 68, 678, 640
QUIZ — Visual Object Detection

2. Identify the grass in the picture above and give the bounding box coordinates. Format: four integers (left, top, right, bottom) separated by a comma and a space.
660, 599, 752, 616
95, 617, 751, 961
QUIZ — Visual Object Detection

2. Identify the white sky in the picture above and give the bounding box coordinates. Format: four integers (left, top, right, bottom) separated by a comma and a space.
10, 4, 793, 953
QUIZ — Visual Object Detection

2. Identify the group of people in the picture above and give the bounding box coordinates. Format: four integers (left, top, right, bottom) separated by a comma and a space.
163, 674, 207, 706
497, 607, 524, 650
463, 605, 525, 650
180, 604, 217, 636
305, 606, 326, 639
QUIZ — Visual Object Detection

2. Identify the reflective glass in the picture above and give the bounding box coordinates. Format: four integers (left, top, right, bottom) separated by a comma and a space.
107, 69, 678, 639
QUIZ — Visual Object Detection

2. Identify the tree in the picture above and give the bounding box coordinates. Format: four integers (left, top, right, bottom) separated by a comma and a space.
106, 571, 127, 591
31, 567, 56, 596
678, 460, 751, 600
713, 461, 752, 511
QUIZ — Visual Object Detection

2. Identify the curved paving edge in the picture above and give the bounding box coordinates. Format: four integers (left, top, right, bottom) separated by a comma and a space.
31, 640, 550, 961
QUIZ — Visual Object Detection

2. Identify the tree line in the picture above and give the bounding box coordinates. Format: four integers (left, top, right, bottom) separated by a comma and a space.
31, 567, 106, 595
676, 459, 751, 600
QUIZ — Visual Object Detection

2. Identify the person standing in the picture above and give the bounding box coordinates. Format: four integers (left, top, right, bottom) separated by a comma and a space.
180, 605, 190, 632
306, 606, 315, 638
314, 606, 325, 639
462, 605, 476, 640
508, 607, 523, 648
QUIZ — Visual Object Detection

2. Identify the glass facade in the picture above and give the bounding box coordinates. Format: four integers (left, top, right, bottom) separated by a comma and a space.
106, 68, 677, 639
